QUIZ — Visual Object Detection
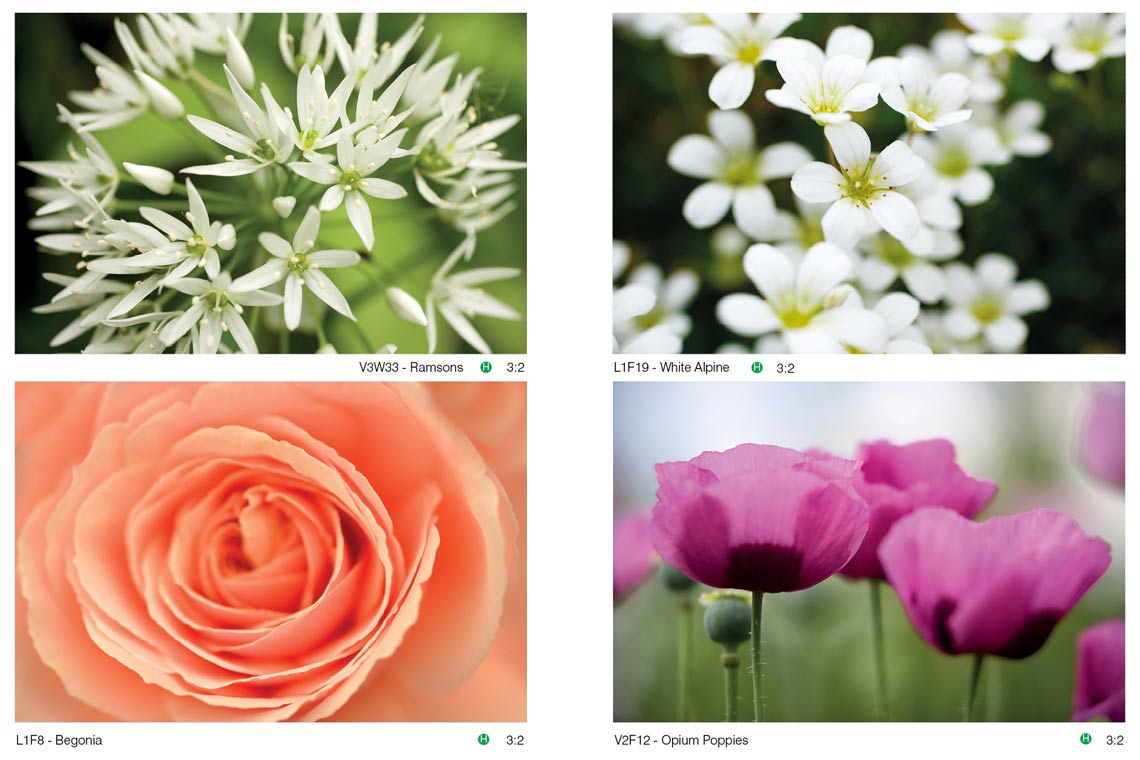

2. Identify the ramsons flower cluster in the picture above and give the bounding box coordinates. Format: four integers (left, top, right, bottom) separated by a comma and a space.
22, 13, 525, 354
613, 13, 1124, 353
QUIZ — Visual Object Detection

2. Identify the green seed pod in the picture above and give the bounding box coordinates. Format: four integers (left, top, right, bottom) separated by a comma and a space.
659, 563, 696, 592
702, 595, 751, 648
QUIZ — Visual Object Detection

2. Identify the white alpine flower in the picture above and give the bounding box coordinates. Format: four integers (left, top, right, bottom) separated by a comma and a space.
230, 205, 360, 331
980, 100, 1052, 164
765, 50, 880, 125
426, 233, 521, 354
160, 272, 283, 354
958, 13, 1067, 62
910, 123, 1003, 206
184, 65, 296, 176
791, 121, 925, 248
880, 55, 972, 132
614, 264, 700, 354
898, 31, 1004, 104
843, 291, 932, 354
943, 253, 1050, 352
716, 242, 888, 353
675, 13, 804, 109
856, 227, 960, 304
288, 128, 408, 251
1051, 14, 1125, 73
667, 109, 810, 236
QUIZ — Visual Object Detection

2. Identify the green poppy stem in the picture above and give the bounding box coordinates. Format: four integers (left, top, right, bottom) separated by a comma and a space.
869, 580, 890, 720
677, 595, 691, 721
721, 648, 739, 722
964, 654, 985, 721
751, 591, 764, 721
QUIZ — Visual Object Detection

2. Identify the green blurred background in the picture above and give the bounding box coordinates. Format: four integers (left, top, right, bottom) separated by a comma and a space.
16, 13, 526, 353
613, 14, 1124, 353
614, 382, 1125, 721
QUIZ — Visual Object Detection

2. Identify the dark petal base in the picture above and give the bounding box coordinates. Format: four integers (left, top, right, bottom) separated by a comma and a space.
727, 542, 804, 593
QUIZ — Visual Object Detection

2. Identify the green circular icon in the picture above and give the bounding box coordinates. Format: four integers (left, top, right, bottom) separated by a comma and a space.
478, 733, 490, 746
751, 361, 763, 374
480, 361, 492, 373
1080, 733, 1092, 745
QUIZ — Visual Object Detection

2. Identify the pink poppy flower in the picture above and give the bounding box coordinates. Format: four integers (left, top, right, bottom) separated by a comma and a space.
840, 439, 997, 580
1081, 386, 1124, 489
880, 508, 1111, 659
1073, 618, 1125, 722
651, 444, 869, 592
613, 512, 655, 600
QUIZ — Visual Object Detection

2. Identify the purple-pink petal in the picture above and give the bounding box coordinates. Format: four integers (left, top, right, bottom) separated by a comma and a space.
841, 439, 996, 580
1073, 618, 1125, 722
651, 451, 868, 593
879, 507, 1111, 659
613, 512, 656, 600
1081, 386, 1124, 489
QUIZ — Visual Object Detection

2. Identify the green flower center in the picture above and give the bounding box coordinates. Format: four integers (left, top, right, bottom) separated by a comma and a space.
1072, 27, 1108, 53
970, 295, 1004, 323
252, 138, 277, 162
992, 19, 1027, 42
286, 251, 311, 276
415, 141, 452, 173
777, 304, 820, 329
300, 129, 320, 150
878, 236, 916, 268
735, 42, 763, 66
339, 169, 362, 191
720, 155, 759, 187
186, 236, 208, 256
841, 158, 883, 207
936, 146, 971, 178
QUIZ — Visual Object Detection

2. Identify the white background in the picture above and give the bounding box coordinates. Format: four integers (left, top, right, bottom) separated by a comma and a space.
1, 0, 1134, 758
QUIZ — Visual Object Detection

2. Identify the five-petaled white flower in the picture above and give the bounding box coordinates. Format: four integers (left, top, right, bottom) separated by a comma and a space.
230, 205, 360, 331
942, 253, 1050, 352
426, 233, 521, 354
910, 123, 1003, 206
898, 30, 1004, 104
716, 242, 888, 353
1052, 14, 1126, 74
765, 51, 880, 126
880, 55, 972, 132
958, 13, 1067, 62
791, 121, 925, 248
675, 13, 804, 109
184, 65, 296, 176
981, 100, 1052, 164
160, 272, 283, 354
614, 263, 699, 354
843, 291, 932, 354
857, 228, 960, 304
668, 109, 810, 237
288, 128, 408, 250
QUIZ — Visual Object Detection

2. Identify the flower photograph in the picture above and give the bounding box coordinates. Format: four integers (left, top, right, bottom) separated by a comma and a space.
612, 14, 1124, 353
614, 382, 1123, 721
15, 382, 526, 721
16, 13, 526, 354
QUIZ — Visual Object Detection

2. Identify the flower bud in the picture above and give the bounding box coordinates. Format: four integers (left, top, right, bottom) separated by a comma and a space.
700, 590, 752, 648
122, 162, 174, 195
272, 195, 297, 218
378, 344, 398, 354
135, 71, 184, 120
217, 223, 237, 251
226, 29, 256, 90
385, 287, 428, 326
659, 562, 696, 592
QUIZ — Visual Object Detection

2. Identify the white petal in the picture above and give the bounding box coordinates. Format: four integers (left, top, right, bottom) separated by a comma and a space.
682, 182, 733, 228
874, 292, 920, 335
826, 26, 873, 62
858, 257, 899, 292
307, 249, 360, 268
742, 243, 796, 301
182, 159, 262, 176
716, 294, 780, 336
956, 168, 994, 205
1052, 46, 1098, 74
224, 304, 258, 353
258, 231, 294, 259
822, 54, 865, 100
159, 301, 205, 346
821, 199, 869, 250
757, 142, 812, 180
1005, 280, 1049, 314
709, 62, 756, 110
1011, 37, 1050, 62
825, 121, 871, 171
344, 191, 374, 249
319, 184, 345, 210
764, 87, 812, 115
289, 160, 341, 184
796, 242, 853, 306
708, 109, 755, 154
139, 207, 193, 240
187, 115, 255, 153
732, 185, 777, 238
667, 135, 724, 179
870, 191, 921, 242
900, 262, 946, 303
776, 55, 818, 99
284, 272, 303, 330
613, 283, 655, 324
943, 307, 981, 340
231, 260, 286, 291
976, 253, 1017, 290
357, 177, 408, 199
303, 268, 353, 319
438, 301, 492, 354
293, 206, 322, 252
874, 142, 925, 186
839, 81, 880, 113
791, 162, 843, 203
985, 315, 1028, 351
622, 325, 683, 354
